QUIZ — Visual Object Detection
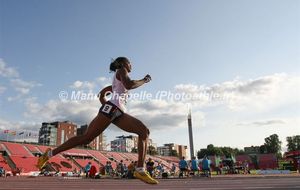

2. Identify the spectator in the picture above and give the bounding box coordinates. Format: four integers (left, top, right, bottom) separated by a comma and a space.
179, 156, 189, 177
89, 165, 97, 178
156, 162, 164, 177
85, 162, 92, 178
12, 167, 21, 176
202, 156, 211, 177
105, 161, 113, 176
116, 160, 125, 178
0, 167, 5, 177
215, 161, 223, 175
243, 160, 250, 174
170, 163, 176, 176
123, 164, 128, 177
146, 158, 155, 177
190, 156, 199, 176
127, 161, 135, 179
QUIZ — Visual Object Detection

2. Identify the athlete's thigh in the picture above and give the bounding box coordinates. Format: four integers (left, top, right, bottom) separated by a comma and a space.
112, 113, 148, 134
84, 113, 112, 139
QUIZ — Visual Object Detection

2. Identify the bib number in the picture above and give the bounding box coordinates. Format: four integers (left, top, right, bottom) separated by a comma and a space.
102, 104, 113, 114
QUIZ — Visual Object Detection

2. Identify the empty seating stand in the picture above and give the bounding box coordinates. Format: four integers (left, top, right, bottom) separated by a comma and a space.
0, 155, 11, 171
87, 150, 112, 166
1, 142, 38, 173
2, 142, 34, 157
0, 141, 180, 174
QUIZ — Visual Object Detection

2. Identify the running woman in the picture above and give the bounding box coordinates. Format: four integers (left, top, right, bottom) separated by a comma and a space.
37, 57, 158, 184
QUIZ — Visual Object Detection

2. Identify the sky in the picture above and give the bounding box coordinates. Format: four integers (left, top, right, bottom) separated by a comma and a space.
0, 0, 299, 156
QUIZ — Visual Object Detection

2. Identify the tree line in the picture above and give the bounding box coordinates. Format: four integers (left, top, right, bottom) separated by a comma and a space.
197, 134, 300, 159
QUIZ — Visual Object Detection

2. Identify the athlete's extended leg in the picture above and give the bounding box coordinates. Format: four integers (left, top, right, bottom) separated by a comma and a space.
37, 114, 111, 170
113, 113, 158, 184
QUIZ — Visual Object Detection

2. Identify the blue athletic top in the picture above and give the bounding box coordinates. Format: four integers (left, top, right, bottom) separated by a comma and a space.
179, 159, 188, 169
85, 163, 91, 172
191, 159, 198, 170
202, 158, 211, 170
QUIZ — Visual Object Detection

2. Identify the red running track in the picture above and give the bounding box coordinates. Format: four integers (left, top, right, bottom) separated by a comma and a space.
0, 175, 300, 190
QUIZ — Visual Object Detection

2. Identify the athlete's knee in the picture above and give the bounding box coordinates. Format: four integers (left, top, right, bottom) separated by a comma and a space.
139, 124, 150, 140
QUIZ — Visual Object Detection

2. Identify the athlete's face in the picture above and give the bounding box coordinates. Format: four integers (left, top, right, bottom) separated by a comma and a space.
123, 61, 132, 73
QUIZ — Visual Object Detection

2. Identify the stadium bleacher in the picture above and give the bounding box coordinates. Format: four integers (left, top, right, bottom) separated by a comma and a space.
24, 144, 41, 154
2, 142, 34, 157
87, 150, 112, 166
104, 151, 131, 166
0, 141, 189, 175
0, 155, 11, 171
9, 156, 38, 173
48, 156, 79, 172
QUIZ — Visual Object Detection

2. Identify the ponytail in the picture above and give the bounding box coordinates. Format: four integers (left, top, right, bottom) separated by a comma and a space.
109, 57, 129, 72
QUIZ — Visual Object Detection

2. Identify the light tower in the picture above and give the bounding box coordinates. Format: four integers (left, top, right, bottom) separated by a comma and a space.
187, 107, 195, 159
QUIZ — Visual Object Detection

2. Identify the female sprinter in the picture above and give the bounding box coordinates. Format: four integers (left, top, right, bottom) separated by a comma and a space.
37, 57, 158, 184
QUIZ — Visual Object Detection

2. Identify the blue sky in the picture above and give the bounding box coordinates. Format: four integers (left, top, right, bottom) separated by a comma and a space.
0, 0, 299, 155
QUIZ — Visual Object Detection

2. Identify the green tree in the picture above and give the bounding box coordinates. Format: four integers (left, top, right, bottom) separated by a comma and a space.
264, 134, 282, 157
131, 147, 138, 153
147, 145, 158, 155
207, 144, 223, 156
220, 147, 234, 158
197, 145, 244, 159
233, 148, 245, 155
197, 148, 209, 159
286, 135, 300, 151
259, 145, 267, 154
170, 150, 178, 157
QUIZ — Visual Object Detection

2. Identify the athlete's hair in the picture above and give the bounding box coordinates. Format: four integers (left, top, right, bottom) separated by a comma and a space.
110, 57, 129, 72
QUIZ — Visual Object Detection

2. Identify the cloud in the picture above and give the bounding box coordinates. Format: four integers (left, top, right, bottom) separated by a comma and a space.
0, 59, 19, 78
24, 97, 99, 125
129, 100, 186, 130
10, 78, 42, 94
21, 73, 299, 133
23, 94, 197, 133
69, 77, 111, 92
20, 76, 110, 127
0, 58, 42, 101
70, 80, 95, 90
14, 72, 298, 148
127, 100, 204, 131
237, 119, 286, 127
174, 73, 300, 111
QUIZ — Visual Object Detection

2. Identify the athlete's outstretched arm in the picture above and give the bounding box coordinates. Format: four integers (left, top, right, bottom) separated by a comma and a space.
118, 68, 151, 90
98, 85, 112, 104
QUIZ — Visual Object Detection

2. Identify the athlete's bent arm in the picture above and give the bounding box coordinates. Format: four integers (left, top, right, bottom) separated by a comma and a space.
98, 85, 112, 104
118, 68, 151, 90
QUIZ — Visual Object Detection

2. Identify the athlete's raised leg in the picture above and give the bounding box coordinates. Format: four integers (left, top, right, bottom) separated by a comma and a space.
37, 113, 111, 170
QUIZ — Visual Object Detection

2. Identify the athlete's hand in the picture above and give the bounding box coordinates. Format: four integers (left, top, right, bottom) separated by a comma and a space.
143, 74, 152, 83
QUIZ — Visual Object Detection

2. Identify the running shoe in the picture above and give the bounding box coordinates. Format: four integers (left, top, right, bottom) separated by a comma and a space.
134, 170, 159, 184
37, 148, 51, 170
